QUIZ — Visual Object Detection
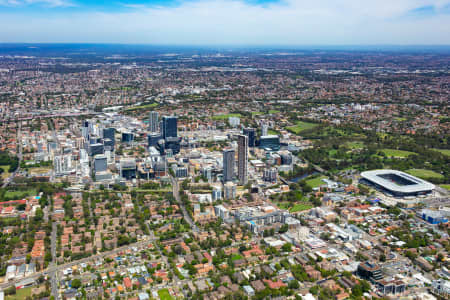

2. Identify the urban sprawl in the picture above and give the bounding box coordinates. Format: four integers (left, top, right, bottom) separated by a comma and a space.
0, 47, 449, 300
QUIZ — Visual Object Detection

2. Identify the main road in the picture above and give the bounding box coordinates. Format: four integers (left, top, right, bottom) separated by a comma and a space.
49, 222, 59, 300
0, 238, 155, 290
170, 176, 199, 232
2, 122, 22, 188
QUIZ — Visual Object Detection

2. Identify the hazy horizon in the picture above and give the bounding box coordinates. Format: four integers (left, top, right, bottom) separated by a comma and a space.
1, 0, 450, 45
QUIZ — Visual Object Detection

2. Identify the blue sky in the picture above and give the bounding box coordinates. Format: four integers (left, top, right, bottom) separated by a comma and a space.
0, 0, 449, 45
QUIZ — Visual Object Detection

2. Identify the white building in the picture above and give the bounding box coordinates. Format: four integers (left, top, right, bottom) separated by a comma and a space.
228, 117, 240, 127
224, 181, 236, 200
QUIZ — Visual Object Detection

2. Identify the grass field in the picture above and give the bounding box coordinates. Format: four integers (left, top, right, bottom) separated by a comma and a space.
5, 189, 36, 199
381, 149, 417, 158
212, 113, 241, 120
28, 167, 52, 175
432, 149, 450, 156
158, 288, 174, 300
328, 149, 337, 157
6, 287, 32, 300
251, 112, 263, 116
406, 169, 444, 180
125, 103, 158, 111
287, 121, 318, 134
305, 175, 328, 188
345, 141, 365, 149
290, 203, 313, 213
268, 110, 280, 114
231, 254, 244, 261
0, 165, 10, 179
275, 201, 312, 213
440, 184, 450, 191
133, 188, 171, 193
274, 202, 290, 210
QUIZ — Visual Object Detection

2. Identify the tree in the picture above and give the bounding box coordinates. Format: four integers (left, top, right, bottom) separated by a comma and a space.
44, 252, 52, 262
34, 207, 44, 222
351, 284, 363, 297
281, 243, 292, 252
288, 280, 300, 289
309, 285, 319, 295
4, 286, 16, 295
71, 278, 81, 289
279, 224, 288, 233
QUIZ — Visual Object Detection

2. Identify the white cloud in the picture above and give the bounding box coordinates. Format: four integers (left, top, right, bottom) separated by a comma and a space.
0, 0, 449, 44
0, 0, 73, 7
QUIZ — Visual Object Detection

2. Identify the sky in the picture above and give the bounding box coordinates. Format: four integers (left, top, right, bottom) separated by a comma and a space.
0, 0, 450, 45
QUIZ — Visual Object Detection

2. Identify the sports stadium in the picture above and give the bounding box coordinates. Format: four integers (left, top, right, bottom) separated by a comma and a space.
360, 170, 435, 197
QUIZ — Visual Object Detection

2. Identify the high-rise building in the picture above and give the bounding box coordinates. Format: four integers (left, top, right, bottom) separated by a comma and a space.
102, 128, 115, 147
120, 158, 137, 180
93, 154, 108, 173
222, 148, 235, 182
148, 132, 162, 148
157, 139, 166, 156
165, 137, 181, 155
229, 117, 240, 127
162, 116, 178, 139
89, 136, 102, 145
212, 186, 222, 200
173, 166, 188, 178
202, 167, 212, 182
224, 181, 237, 200
54, 155, 73, 176
103, 138, 114, 151
149, 111, 159, 133
263, 167, 278, 183
259, 135, 280, 151
214, 204, 229, 219
261, 124, 269, 136
82, 120, 90, 139
238, 135, 248, 185
279, 150, 293, 165
121, 132, 134, 144
243, 128, 256, 147
88, 143, 104, 156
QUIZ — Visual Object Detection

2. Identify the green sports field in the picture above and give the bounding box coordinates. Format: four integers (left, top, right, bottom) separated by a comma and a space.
0, 165, 10, 179
158, 288, 174, 300
381, 149, 416, 158
212, 113, 241, 120
406, 169, 444, 180
125, 103, 158, 111
286, 121, 318, 134
5, 287, 32, 300
305, 175, 328, 188
290, 203, 313, 213
432, 149, 450, 156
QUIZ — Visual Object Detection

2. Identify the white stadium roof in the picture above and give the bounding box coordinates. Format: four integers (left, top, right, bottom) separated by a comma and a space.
361, 170, 435, 194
